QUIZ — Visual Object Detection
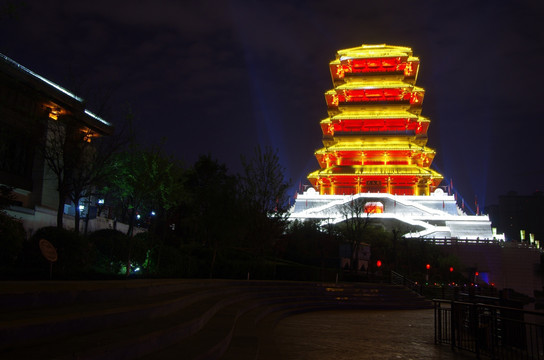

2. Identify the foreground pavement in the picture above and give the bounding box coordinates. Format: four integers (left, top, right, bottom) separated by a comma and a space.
274, 309, 474, 360
0, 280, 472, 359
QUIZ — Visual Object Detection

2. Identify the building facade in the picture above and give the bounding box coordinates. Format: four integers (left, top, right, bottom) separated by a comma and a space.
0, 53, 113, 232
487, 191, 544, 244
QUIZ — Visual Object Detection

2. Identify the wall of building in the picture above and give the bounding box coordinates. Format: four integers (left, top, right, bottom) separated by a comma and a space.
6, 207, 145, 238
443, 243, 542, 298
488, 191, 544, 243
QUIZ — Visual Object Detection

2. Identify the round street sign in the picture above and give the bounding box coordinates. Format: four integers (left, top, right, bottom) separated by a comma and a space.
39, 239, 58, 263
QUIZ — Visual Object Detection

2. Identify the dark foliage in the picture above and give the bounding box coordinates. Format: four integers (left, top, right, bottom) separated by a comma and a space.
24, 227, 93, 279
0, 211, 25, 268
88, 229, 128, 274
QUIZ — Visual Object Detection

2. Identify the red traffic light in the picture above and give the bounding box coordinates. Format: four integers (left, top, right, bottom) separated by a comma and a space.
475, 271, 479, 276
449, 266, 454, 272
426, 264, 431, 270
376, 260, 382, 268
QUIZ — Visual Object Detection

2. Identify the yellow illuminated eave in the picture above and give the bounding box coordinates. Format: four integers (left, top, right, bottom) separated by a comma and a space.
331, 113, 423, 120
315, 145, 436, 154
332, 83, 424, 92
335, 44, 414, 59
309, 165, 443, 177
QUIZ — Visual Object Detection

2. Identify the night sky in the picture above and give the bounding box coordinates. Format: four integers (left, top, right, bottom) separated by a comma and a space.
2, 0, 543, 212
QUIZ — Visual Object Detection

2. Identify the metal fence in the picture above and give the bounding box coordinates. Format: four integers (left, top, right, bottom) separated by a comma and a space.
391, 270, 500, 300
434, 299, 544, 359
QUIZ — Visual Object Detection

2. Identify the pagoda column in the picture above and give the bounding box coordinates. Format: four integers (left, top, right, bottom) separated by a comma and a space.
356, 177, 362, 193
424, 179, 430, 196
387, 176, 391, 194
318, 179, 324, 195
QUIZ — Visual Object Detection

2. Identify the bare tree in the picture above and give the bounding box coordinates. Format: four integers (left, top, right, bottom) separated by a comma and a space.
338, 198, 370, 271
67, 130, 124, 233
42, 116, 120, 231
239, 146, 290, 256
42, 119, 85, 228
240, 146, 290, 216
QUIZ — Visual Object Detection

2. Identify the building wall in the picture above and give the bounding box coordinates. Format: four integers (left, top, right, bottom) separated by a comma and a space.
1, 53, 113, 231
443, 243, 542, 298
488, 192, 544, 243
6, 206, 146, 237
0, 71, 45, 203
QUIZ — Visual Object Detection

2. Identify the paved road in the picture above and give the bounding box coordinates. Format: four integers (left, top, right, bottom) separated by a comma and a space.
273, 309, 474, 360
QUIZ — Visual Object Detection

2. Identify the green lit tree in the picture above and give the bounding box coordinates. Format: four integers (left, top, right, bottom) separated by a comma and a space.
103, 143, 182, 236
100, 142, 184, 275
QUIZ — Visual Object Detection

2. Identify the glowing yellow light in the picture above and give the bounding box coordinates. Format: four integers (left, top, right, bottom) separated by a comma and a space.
81, 128, 97, 143
48, 107, 61, 120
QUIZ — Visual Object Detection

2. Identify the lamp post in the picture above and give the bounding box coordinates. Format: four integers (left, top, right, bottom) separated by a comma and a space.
426, 264, 431, 283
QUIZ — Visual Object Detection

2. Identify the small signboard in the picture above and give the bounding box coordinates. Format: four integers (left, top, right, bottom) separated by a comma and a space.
39, 239, 58, 263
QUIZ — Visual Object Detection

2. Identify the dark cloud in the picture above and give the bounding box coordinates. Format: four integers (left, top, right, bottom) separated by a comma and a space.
1, 0, 543, 209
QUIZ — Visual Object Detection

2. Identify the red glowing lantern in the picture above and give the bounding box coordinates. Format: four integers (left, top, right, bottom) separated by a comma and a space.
449, 267, 454, 272
376, 260, 382, 268
426, 264, 431, 270
475, 271, 479, 277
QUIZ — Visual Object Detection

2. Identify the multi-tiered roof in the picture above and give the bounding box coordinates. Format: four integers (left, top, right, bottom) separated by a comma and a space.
308, 44, 443, 195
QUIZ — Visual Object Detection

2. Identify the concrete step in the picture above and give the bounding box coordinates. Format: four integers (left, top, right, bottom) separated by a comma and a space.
0, 283, 240, 349
0, 280, 433, 359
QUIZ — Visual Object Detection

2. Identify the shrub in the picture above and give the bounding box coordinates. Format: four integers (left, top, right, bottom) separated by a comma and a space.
0, 211, 25, 267
149, 244, 190, 277
27, 227, 93, 279
131, 232, 152, 270
89, 230, 154, 276
88, 229, 128, 274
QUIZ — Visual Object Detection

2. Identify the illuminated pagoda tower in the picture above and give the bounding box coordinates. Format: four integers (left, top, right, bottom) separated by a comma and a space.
308, 44, 443, 196
290, 45, 537, 295
291, 44, 499, 242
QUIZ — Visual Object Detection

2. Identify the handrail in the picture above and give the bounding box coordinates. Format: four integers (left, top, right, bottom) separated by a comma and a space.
390, 270, 422, 295
434, 299, 544, 358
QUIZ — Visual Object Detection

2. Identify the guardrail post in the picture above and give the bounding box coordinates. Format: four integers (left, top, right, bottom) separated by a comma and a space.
450, 300, 456, 351
490, 307, 497, 359
434, 301, 441, 344
471, 303, 480, 358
